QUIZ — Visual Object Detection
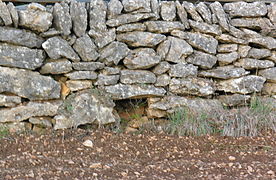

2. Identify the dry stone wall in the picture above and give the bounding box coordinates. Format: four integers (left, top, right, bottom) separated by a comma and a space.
0, 0, 275, 131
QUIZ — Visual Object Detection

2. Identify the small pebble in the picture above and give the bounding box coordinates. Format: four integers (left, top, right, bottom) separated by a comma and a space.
83, 139, 93, 148
228, 156, 236, 161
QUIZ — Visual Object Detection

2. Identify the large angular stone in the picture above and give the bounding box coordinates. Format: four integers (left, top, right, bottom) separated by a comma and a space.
157, 39, 171, 60
0, 27, 44, 48
90, 0, 107, 32
186, 50, 217, 69
223, 2, 267, 18
160, 1, 176, 21
169, 78, 215, 96
169, 63, 198, 78
70, 1, 87, 37
73, 34, 99, 61
95, 74, 120, 86
65, 71, 97, 80
247, 48, 271, 59
175, 1, 189, 29
123, 48, 161, 69
88, 28, 116, 48
234, 58, 274, 70
106, 13, 155, 27
0, 43, 45, 70
196, 2, 212, 24
217, 75, 266, 94
40, 59, 72, 74
107, 0, 123, 19
120, 70, 156, 84
268, 3, 276, 25
216, 34, 248, 45
171, 30, 218, 54
6, 2, 18, 28
0, 1, 12, 26
219, 94, 251, 107
152, 61, 171, 75
99, 41, 130, 65
145, 21, 185, 34
116, 31, 166, 47
0, 101, 62, 123
122, 0, 151, 13
53, 2, 71, 36
217, 52, 239, 66
102, 84, 166, 100
150, 0, 160, 19
18, 3, 53, 32
182, 1, 203, 22
72, 62, 104, 71
259, 67, 276, 83
42, 36, 80, 62
0, 66, 61, 100
116, 23, 146, 33
0, 94, 21, 107
199, 66, 250, 79
238, 45, 251, 58
248, 36, 276, 50
189, 20, 221, 36
155, 74, 170, 87
230, 18, 273, 30
217, 44, 238, 53
66, 80, 93, 92
210, 2, 229, 31
54, 90, 118, 129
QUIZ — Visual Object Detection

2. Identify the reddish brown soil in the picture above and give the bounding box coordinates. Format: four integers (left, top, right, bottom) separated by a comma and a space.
0, 129, 275, 180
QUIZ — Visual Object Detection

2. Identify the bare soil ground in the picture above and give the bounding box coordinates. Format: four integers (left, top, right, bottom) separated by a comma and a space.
0, 129, 275, 180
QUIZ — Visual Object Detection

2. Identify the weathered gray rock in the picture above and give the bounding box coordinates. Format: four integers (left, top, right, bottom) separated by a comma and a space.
259, 67, 276, 83
186, 50, 217, 69
0, 101, 61, 123
29, 117, 52, 128
169, 78, 215, 96
229, 25, 246, 39
88, 28, 116, 48
216, 34, 248, 45
63, 34, 77, 46
230, 18, 273, 30
73, 35, 99, 61
19, 3, 53, 32
103, 84, 166, 100
116, 23, 146, 33
182, 1, 203, 22
210, 2, 229, 31
160, 1, 176, 21
40, 28, 61, 38
234, 58, 274, 70
242, 28, 263, 39
65, 71, 97, 80
54, 90, 118, 129
101, 67, 121, 75
116, 31, 166, 47
217, 52, 239, 66
268, 51, 276, 63
189, 20, 222, 36
175, 1, 189, 29
0, 1, 12, 26
70, 1, 87, 37
99, 41, 130, 65
218, 44, 238, 53
196, 2, 212, 24
95, 74, 120, 86
42, 36, 80, 62
0, 17, 3, 26
66, 80, 93, 92
171, 30, 218, 54
169, 63, 198, 78
0, 27, 44, 48
247, 48, 271, 59
248, 36, 276, 50
145, 21, 185, 34
262, 82, 276, 96
199, 66, 250, 79
53, 2, 71, 36
157, 39, 171, 60
152, 61, 171, 75
0, 43, 45, 70
219, 94, 251, 107
107, 0, 123, 19
120, 70, 156, 84
7, 2, 18, 28
155, 74, 170, 87
106, 13, 155, 27
238, 45, 251, 58
72, 62, 104, 71
123, 48, 161, 69
40, 59, 72, 74
217, 75, 266, 94
0, 94, 21, 107
122, 0, 151, 13
90, 0, 107, 32
268, 3, 276, 25
223, 2, 267, 18
150, 0, 160, 19
0, 66, 61, 100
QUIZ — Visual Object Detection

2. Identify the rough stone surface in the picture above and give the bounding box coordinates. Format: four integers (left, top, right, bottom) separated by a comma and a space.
234, 58, 274, 70
40, 59, 72, 74
73, 35, 99, 62
196, 2, 212, 24
268, 51, 276, 63
0, 1, 12, 26
120, 70, 156, 84
145, 21, 185, 34
116, 31, 166, 47
247, 48, 271, 59
0, 66, 61, 100
155, 74, 170, 87
199, 66, 250, 79
53, 2, 71, 36
262, 82, 276, 95
66, 80, 93, 92
70, 1, 87, 37
152, 61, 171, 75
0, 43, 45, 70
175, 1, 189, 29
186, 50, 217, 69
101, 67, 121, 75
218, 75, 266, 94
107, 0, 123, 19
210, 2, 229, 31
218, 44, 238, 53
217, 52, 239, 66
103, 84, 166, 100
216, 34, 248, 45
19, 3, 53, 32
0, 94, 21, 107
42, 37, 80, 62
182, 1, 203, 22
88, 28, 116, 48
123, 48, 161, 69
248, 36, 276, 50
116, 23, 146, 33
160, 1, 176, 21
189, 20, 222, 36
29, 117, 52, 128
219, 94, 251, 107
90, 0, 107, 32
65, 71, 97, 80
72, 62, 105, 71
169, 63, 198, 78
259, 67, 276, 83
40, 28, 61, 38
169, 78, 215, 96
99, 41, 130, 65
230, 18, 273, 30
238, 45, 251, 58
54, 90, 118, 129
0, 101, 61, 123
122, 0, 151, 13
95, 74, 120, 86
6, 2, 18, 28
268, 3, 276, 25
